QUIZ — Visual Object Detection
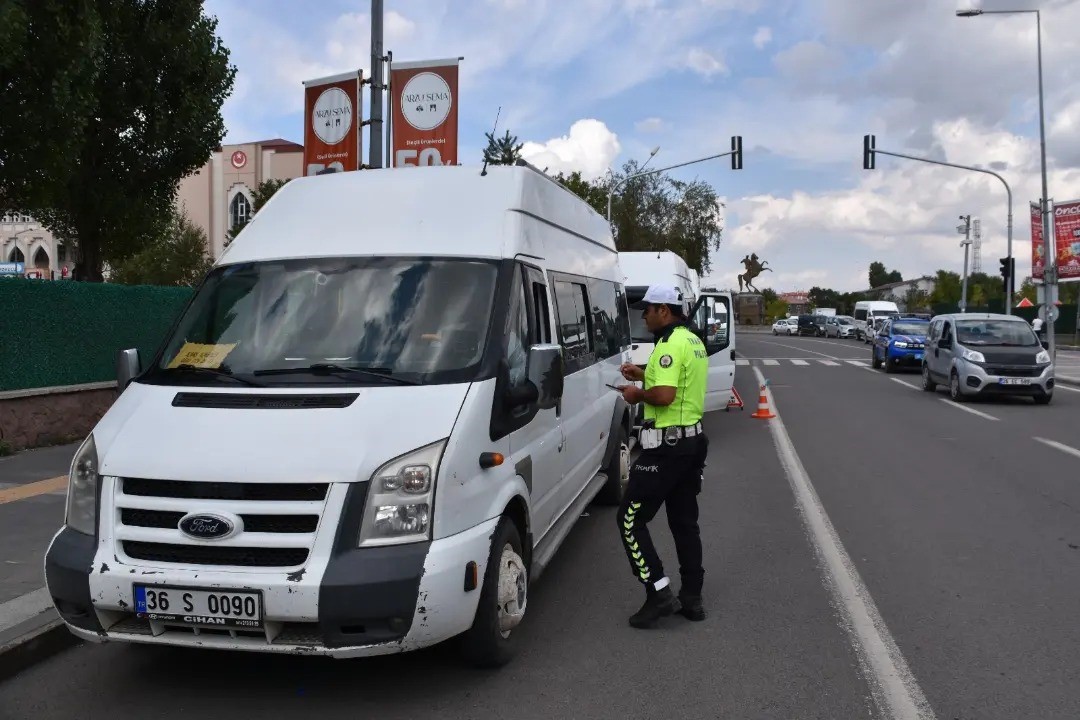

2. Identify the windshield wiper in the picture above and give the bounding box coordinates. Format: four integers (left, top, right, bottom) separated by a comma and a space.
254, 363, 420, 386
165, 364, 266, 387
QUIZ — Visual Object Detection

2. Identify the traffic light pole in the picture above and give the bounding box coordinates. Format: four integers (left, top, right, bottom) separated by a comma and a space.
864, 141, 1014, 315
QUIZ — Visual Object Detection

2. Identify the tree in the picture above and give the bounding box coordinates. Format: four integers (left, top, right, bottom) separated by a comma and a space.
557, 160, 724, 274
1015, 277, 1037, 306
929, 270, 962, 307
3, 0, 236, 281
226, 178, 291, 246
483, 129, 524, 166
110, 208, 214, 287
868, 261, 903, 289
766, 298, 790, 322
903, 287, 930, 312
808, 286, 842, 311
760, 288, 779, 304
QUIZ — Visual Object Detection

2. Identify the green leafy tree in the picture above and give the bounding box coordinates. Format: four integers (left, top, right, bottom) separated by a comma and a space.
483, 129, 524, 166
929, 270, 962, 307
226, 178, 291, 246
2, 0, 236, 281
760, 288, 779, 304
868, 262, 903, 289
558, 160, 724, 274
766, 298, 790, 322
110, 208, 213, 287
1015, 277, 1037, 305
903, 287, 930, 312
808, 286, 842, 311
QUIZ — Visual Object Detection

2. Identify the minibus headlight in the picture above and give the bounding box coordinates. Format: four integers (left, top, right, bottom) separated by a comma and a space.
358, 439, 446, 548
65, 435, 100, 536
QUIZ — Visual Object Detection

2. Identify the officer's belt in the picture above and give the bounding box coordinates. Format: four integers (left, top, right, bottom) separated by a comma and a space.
660, 422, 703, 439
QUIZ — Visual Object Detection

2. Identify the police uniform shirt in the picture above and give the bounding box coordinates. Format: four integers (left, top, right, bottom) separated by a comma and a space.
643, 323, 708, 430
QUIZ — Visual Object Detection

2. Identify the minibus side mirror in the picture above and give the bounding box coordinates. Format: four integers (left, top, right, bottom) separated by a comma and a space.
116, 348, 141, 390
527, 344, 564, 411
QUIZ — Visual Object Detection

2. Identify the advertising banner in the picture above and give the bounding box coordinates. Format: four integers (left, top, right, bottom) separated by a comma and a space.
303, 71, 361, 176
390, 58, 460, 168
1031, 199, 1080, 283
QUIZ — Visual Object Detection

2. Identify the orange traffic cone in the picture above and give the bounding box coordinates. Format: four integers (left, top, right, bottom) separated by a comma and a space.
751, 382, 776, 419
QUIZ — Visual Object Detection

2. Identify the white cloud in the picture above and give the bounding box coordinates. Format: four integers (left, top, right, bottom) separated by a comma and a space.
520, 119, 622, 180
684, 47, 728, 78
635, 117, 668, 134
753, 26, 772, 49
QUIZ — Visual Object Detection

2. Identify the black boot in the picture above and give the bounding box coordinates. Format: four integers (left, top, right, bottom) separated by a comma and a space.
677, 593, 706, 622
629, 587, 680, 629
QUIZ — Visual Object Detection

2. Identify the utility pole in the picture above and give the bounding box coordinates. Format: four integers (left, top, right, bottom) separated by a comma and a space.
369, 0, 385, 168
958, 215, 972, 313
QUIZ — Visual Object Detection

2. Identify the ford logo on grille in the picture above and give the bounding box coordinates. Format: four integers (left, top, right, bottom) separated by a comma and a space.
178, 513, 237, 540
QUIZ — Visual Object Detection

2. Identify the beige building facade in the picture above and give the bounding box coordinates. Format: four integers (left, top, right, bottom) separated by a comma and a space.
177, 138, 304, 259
1, 213, 73, 280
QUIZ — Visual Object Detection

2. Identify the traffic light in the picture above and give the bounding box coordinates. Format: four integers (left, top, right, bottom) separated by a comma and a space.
863, 134, 876, 170
999, 256, 1014, 295
731, 135, 743, 170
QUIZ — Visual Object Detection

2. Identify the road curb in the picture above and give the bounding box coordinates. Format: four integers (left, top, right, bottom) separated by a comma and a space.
0, 611, 81, 682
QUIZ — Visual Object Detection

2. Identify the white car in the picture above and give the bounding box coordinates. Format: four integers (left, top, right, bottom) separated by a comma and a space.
772, 318, 797, 335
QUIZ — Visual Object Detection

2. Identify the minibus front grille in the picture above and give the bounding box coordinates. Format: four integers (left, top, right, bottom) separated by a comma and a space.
121, 509, 319, 534
123, 478, 328, 502
122, 542, 308, 567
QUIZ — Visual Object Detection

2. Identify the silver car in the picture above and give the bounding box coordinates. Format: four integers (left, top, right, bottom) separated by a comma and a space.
825, 316, 856, 338
921, 313, 1055, 404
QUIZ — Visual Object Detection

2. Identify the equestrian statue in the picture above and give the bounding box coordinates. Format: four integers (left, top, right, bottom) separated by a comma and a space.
738, 253, 772, 293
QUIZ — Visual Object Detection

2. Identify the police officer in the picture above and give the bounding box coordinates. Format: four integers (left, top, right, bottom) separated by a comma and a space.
616, 284, 709, 628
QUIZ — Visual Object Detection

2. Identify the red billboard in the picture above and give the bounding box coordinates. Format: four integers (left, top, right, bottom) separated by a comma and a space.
390, 58, 460, 168
1031, 199, 1080, 283
303, 71, 361, 176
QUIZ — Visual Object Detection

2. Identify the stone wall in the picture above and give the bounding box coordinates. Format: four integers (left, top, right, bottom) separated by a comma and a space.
0, 383, 118, 452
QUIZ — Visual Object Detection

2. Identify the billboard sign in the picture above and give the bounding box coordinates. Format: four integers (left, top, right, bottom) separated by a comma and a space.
303, 71, 362, 176
390, 58, 460, 168
1031, 199, 1080, 283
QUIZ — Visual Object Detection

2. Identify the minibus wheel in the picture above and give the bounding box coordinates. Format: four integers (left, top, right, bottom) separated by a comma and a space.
460, 516, 526, 668
594, 424, 630, 506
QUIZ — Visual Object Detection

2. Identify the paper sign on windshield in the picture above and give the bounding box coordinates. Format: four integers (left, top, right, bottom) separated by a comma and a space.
167, 342, 237, 369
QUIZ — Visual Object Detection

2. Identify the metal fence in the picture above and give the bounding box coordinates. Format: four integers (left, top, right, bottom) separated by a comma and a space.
0, 279, 193, 391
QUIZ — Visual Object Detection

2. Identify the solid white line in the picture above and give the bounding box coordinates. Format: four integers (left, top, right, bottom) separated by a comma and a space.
1033, 437, 1080, 460
751, 367, 934, 720
939, 399, 999, 421
736, 358, 750, 366
1056, 383, 1080, 394
819, 360, 841, 366
790, 359, 810, 366
891, 378, 920, 391
762, 359, 780, 366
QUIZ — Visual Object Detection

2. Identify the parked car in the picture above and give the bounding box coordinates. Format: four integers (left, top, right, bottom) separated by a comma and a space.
772, 318, 797, 335
872, 317, 930, 372
825, 316, 856, 339
921, 313, 1054, 404
796, 314, 819, 336
811, 315, 829, 336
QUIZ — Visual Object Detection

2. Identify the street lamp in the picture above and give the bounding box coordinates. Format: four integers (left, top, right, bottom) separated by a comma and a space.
606, 146, 741, 223
957, 6, 1055, 357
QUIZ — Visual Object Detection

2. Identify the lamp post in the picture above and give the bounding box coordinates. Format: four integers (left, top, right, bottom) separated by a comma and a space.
606, 149, 736, 223
957, 7, 1055, 355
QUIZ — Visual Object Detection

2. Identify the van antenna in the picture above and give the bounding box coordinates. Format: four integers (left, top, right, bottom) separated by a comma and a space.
480, 105, 502, 177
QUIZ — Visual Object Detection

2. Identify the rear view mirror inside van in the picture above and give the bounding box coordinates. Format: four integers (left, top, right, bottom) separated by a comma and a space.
527, 344, 564, 410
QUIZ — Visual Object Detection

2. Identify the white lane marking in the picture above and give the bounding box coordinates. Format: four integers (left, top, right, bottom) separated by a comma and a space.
0, 587, 54, 633
760, 340, 843, 360
751, 367, 935, 720
1033, 437, 1080, 459
939, 399, 999, 421
1056, 383, 1080, 394
819, 360, 841, 366
762, 359, 780, 366
736, 358, 750, 366
891, 378, 920, 391
846, 360, 870, 367
791, 359, 810, 366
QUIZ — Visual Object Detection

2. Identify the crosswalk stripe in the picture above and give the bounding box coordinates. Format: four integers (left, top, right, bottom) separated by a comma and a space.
762, 359, 780, 366
819, 360, 840, 366
736, 358, 750, 366
846, 360, 869, 367
790, 359, 809, 366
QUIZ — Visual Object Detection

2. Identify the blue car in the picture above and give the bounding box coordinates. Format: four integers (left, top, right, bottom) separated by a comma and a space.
872, 317, 930, 373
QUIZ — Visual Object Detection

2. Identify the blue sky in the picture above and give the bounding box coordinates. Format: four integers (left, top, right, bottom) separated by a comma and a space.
204, 0, 1080, 292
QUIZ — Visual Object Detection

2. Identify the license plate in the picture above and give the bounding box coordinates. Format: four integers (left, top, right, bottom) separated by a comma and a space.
998, 378, 1031, 386
135, 585, 263, 628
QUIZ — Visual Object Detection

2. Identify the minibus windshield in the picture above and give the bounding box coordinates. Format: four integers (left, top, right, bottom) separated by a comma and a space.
145, 257, 499, 386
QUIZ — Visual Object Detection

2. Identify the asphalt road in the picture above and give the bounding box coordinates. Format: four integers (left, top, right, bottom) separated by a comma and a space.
2, 334, 1079, 719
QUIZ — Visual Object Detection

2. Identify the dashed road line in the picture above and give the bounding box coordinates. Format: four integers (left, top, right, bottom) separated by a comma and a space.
1033, 437, 1080, 460
939, 399, 999, 422
790, 359, 810, 366
891, 378, 920, 391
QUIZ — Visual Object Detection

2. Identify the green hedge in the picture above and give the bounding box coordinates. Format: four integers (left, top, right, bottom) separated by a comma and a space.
0, 279, 193, 391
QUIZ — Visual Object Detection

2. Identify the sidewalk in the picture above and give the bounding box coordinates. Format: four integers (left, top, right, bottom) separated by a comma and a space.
0, 443, 81, 678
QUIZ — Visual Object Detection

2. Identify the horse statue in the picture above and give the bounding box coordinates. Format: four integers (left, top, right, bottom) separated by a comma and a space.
737, 253, 772, 293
